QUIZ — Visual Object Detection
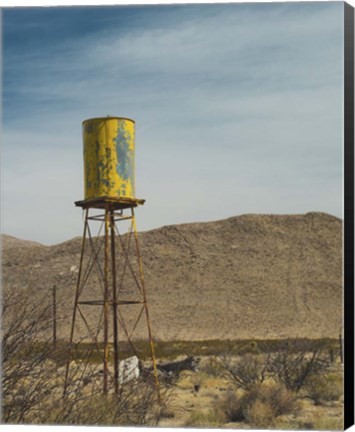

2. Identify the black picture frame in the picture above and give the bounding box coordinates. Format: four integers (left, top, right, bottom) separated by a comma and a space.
344, 2, 354, 429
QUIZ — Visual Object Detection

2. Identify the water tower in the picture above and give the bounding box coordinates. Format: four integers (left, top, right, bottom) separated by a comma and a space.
64, 117, 159, 395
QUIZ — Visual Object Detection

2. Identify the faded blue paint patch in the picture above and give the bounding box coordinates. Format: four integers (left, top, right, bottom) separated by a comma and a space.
105, 146, 112, 160
95, 140, 101, 185
84, 145, 90, 193
84, 122, 94, 135
85, 165, 92, 192
114, 122, 133, 181
95, 137, 110, 191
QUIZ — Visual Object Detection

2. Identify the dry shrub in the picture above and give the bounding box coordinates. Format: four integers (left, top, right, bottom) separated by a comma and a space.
305, 375, 342, 405
216, 381, 299, 428
219, 389, 245, 423
2, 287, 169, 427
198, 356, 224, 376
244, 399, 274, 428
155, 386, 177, 420
47, 379, 161, 426
219, 353, 267, 390
238, 341, 260, 355
265, 340, 331, 393
176, 371, 195, 389
177, 370, 224, 391
306, 412, 343, 430
184, 409, 225, 427
191, 371, 209, 389
193, 373, 225, 390
253, 381, 300, 418
2, 290, 56, 423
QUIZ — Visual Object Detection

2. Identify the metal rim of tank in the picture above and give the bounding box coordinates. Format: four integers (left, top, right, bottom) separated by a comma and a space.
82, 116, 135, 125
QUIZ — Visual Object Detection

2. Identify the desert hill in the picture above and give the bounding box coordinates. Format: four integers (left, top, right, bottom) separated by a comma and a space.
1, 212, 342, 341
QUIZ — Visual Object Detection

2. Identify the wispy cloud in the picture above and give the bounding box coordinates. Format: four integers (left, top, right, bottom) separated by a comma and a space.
2, 2, 344, 244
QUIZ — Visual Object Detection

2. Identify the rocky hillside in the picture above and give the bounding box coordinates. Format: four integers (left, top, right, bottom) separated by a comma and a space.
1, 212, 342, 341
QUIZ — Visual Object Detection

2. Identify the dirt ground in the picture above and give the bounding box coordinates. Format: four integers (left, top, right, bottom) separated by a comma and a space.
2, 345, 343, 429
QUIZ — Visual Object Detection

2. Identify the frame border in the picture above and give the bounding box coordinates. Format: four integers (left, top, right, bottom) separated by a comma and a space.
344, 2, 354, 429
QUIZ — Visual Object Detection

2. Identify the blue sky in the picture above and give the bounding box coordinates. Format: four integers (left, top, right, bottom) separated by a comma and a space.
2, 2, 344, 244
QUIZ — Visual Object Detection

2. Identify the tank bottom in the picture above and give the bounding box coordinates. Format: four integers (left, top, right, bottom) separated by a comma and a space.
75, 196, 145, 210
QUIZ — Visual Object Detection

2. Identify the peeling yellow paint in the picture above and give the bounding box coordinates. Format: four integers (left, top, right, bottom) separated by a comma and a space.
82, 117, 135, 200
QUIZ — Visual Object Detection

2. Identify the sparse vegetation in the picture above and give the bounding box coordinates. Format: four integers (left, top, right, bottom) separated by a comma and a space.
245, 398, 275, 427
305, 412, 343, 430
1, 289, 55, 422
184, 410, 225, 427
215, 381, 299, 427
198, 356, 224, 376
218, 353, 267, 390
305, 374, 343, 405
251, 381, 300, 419
1, 290, 164, 425
216, 389, 245, 422
1, 290, 343, 428
264, 340, 331, 393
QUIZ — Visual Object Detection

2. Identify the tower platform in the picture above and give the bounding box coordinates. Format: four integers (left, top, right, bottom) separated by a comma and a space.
75, 196, 145, 210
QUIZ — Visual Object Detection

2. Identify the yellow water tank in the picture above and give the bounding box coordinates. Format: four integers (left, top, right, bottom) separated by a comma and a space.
82, 117, 135, 200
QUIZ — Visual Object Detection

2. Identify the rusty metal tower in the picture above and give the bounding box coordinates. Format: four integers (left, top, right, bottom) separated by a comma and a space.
63, 117, 159, 395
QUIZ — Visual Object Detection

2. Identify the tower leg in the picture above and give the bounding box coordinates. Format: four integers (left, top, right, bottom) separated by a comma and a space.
103, 206, 110, 394
110, 209, 119, 394
63, 209, 89, 396
131, 207, 160, 400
